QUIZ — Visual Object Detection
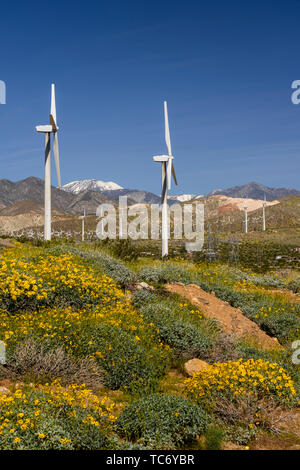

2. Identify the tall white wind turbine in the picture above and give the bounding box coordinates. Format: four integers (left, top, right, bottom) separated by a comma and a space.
153, 101, 178, 257
262, 194, 266, 231
244, 201, 248, 234
81, 208, 86, 242
36, 84, 61, 241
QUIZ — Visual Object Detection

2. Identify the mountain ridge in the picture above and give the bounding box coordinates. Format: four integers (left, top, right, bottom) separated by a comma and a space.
0, 177, 116, 215
63, 179, 202, 204
208, 182, 300, 201
0, 178, 299, 217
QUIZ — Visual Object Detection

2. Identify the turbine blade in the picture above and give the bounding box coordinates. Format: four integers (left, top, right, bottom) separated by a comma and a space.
53, 133, 61, 187
161, 186, 167, 205
51, 84, 57, 125
171, 161, 178, 185
49, 114, 58, 131
164, 101, 172, 156
167, 158, 172, 190
161, 163, 167, 204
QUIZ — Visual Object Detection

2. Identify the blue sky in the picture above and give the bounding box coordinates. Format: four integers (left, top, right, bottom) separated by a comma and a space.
0, 0, 300, 195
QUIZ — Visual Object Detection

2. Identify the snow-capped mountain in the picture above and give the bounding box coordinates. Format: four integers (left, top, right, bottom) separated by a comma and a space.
168, 194, 204, 203
62, 179, 123, 194
63, 180, 205, 205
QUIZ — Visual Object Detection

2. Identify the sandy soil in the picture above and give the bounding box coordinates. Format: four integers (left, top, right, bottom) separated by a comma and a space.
165, 282, 282, 350
212, 195, 279, 213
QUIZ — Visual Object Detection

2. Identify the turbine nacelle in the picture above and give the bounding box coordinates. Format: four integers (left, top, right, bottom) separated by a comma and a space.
153, 155, 173, 162
36, 125, 53, 133
36, 123, 59, 133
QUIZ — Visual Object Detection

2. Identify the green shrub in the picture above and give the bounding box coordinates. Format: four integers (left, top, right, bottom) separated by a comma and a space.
116, 394, 209, 448
75, 322, 169, 394
224, 424, 257, 446
204, 425, 225, 450
45, 245, 136, 287
133, 289, 155, 307
236, 343, 300, 395
288, 277, 300, 293
139, 267, 167, 283
0, 384, 116, 450
153, 321, 211, 359
139, 265, 191, 284
226, 267, 283, 288
136, 297, 214, 358
110, 239, 139, 262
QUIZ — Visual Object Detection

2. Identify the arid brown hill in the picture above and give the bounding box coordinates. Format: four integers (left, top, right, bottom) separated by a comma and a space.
0, 177, 117, 215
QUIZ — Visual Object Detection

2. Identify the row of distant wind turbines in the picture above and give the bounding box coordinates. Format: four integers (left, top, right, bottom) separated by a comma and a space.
36, 85, 267, 256
243, 196, 266, 234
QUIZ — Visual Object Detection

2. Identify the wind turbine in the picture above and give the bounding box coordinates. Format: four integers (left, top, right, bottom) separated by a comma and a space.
244, 201, 248, 234
153, 101, 178, 257
262, 194, 266, 231
81, 208, 86, 242
36, 84, 61, 241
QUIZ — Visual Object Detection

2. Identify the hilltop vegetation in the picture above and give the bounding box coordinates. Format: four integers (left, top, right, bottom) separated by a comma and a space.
0, 238, 298, 450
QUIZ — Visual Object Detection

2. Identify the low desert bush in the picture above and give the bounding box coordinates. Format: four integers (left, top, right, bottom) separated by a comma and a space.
229, 267, 284, 288
75, 322, 170, 394
116, 393, 208, 448
132, 289, 155, 307
110, 239, 139, 262
139, 265, 191, 285
0, 302, 170, 396
0, 248, 129, 312
203, 425, 225, 450
53, 245, 137, 287
185, 358, 298, 410
202, 334, 240, 363
134, 295, 214, 359
0, 338, 104, 388
216, 394, 290, 444
0, 381, 117, 450
288, 277, 300, 293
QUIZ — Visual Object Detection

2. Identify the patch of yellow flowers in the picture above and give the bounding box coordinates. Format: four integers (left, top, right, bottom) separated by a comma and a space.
38, 380, 117, 422
184, 359, 297, 406
0, 246, 123, 306
255, 305, 296, 319
0, 300, 164, 355
233, 279, 258, 292
0, 381, 116, 445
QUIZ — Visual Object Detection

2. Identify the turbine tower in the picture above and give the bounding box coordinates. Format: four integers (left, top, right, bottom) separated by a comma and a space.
244, 201, 248, 234
262, 194, 266, 231
36, 84, 61, 241
81, 208, 86, 242
153, 101, 178, 257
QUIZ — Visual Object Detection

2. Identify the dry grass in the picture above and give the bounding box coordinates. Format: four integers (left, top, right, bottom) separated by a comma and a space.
214, 395, 293, 435
203, 334, 240, 363
0, 338, 104, 389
